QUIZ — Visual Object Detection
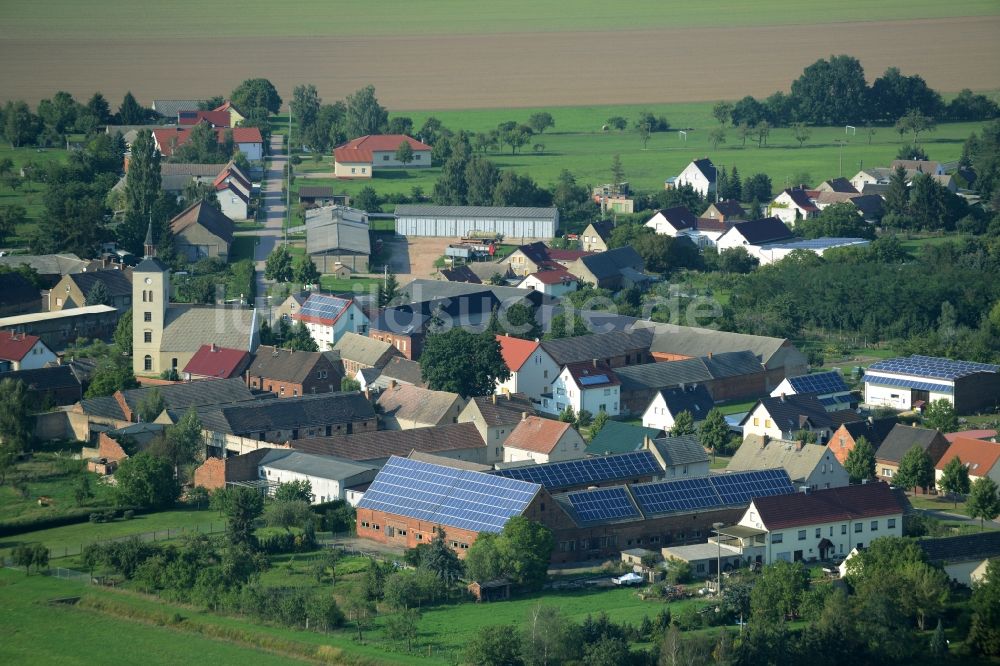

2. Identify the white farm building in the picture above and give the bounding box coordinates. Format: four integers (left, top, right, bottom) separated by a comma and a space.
394, 205, 558, 240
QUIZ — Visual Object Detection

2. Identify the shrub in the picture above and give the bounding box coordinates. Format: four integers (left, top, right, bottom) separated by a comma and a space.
123, 510, 134, 520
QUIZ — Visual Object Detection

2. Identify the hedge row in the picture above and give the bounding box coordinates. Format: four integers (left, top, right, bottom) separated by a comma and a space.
0, 506, 144, 538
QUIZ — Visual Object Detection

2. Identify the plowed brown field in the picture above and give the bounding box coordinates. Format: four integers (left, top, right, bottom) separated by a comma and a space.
2, 17, 998, 108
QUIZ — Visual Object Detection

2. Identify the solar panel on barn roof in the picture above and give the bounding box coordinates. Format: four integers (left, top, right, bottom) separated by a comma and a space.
788, 371, 849, 395
491, 451, 661, 489
566, 486, 641, 523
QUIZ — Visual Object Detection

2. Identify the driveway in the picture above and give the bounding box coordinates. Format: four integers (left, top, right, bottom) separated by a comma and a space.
253, 133, 288, 309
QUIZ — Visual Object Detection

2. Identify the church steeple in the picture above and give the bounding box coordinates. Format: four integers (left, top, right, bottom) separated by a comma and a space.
143, 218, 156, 259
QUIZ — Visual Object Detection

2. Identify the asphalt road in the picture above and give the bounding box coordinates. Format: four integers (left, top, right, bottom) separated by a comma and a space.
254, 134, 288, 310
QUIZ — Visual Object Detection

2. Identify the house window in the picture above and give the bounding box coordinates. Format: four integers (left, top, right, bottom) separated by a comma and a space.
882, 468, 893, 477
841, 524, 847, 534
771, 533, 783, 544
798, 530, 806, 541
888, 518, 896, 529
603, 388, 611, 395
870, 520, 878, 531
854, 523, 863, 533
143, 355, 152, 371
765, 419, 772, 428
839, 436, 846, 448
143, 331, 152, 343
351, 167, 356, 174
815, 528, 821, 538
144, 312, 152, 322
753, 418, 760, 427
383, 155, 390, 161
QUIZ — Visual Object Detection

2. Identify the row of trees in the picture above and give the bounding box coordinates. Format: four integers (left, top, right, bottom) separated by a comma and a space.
1, 90, 154, 149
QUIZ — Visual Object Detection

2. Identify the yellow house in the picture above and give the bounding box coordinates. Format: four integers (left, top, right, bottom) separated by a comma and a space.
214, 100, 246, 128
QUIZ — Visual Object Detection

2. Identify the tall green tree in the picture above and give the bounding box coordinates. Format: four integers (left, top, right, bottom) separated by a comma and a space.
420, 329, 510, 398
423, 529, 463, 584
117, 91, 144, 124
0, 379, 31, 454
884, 165, 909, 215
395, 140, 414, 165
3, 100, 40, 148
938, 455, 971, 506
465, 625, 522, 666
790, 55, 868, 125
894, 446, 935, 493
224, 486, 264, 549
231, 78, 282, 115
344, 85, 388, 139
527, 112, 554, 134
923, 398, 958, 433
122, 129, 162, 253
0, 205, 27, 247
497, 516, 552, 591
161, 408, 204, 476
378, 270, 400, 307
264, 245, 294, 283
113, 309, 133, 356
135, 388, 165, 422
698, 408, 730, 461
967, 477, 1000, 531
292, 255, 321, 286
969, 558, 1000, 656
114, 452, 179, 509
85, 280, 112, 306
290, 84, 321, 135
670, 410, 695, 436
749, 560, 809, 623
843, 436, 876, 484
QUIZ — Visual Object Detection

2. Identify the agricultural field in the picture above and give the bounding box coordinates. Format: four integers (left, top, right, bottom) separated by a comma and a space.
1, 2, 998, 109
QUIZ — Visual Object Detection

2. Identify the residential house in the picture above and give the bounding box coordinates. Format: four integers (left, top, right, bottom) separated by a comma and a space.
934, 436, 1000, 490
213, 162, 252, 220
541, 328, 653, 370
875, 424, 951, 486
0, 272, 42, 317
737, 482, 906, 563
294, 293, 368, 350
770, 370, 855, 412
864, 355, 1000, 415
580, 221, 614, 252
0, 306, 114, 353
495, 335, 560, 406
0, 331, 57, 372
256, 450, 378, 505
0, 365, 82, 406
642, 384, 715, 432
178, 109, 230, 127
646, 434, 710, 479
586, 421, 663, 456
550, 361, 622, 417
670, 158, 717, 198
566, 246, 646, 291
302, 205, 371, 274
182, 344, 252, 380
739, 394, 861, 442
946, 430, 999, 443
334, 135, 432, 179
918, 532, 1000, 586
364, 356, 426, 391
273, 292, 309, 324
517, 269, 579, 297
503, 415, 587, 463
169, 201, 235, 262
827, 416, 900, 466
716, 216, 794, 253
458, 392, 536, 463
333, 332, 398, 378
729, 435, 850, 490
375, 382, 465, 430
890, 159, 944, 176
247, 345, 343, 397
768, 188, 819, 226
152, 100, 203, 119
438, 265, 482, 284
49, 269, 133, 313
644, 206, 698, 237
0, 253, 88, 289
850, 167, 894, 192
295, 422, 487, 467
152, 125, 264, 161
212, 100, 247, 128
702, 200, 747, 223
502, 241, 591, 277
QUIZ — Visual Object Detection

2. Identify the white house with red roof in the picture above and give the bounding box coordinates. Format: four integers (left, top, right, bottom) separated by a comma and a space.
502, 414, 586, 464
152, 125, 263, 161
333, 135, 432, 179
0, 330, 57, 371
494, 334, 559, 405
211, 101, 247, 128
738, 482, 905, 564
182, 343, 251, 381
293, 293, 368, 350
549, 360, 622, 418
516, 269, 579, 298
768, 188, 820, 226
935, 436, 1000, 489
213, 162, 252, 219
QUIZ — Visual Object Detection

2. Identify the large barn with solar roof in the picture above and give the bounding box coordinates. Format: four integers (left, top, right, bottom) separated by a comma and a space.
863, 355, 1000, 414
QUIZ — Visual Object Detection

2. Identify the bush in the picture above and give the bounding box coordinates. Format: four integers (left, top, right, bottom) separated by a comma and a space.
123, 510, 134, 520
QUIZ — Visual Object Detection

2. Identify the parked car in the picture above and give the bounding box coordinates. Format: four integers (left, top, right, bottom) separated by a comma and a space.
613, 572, 643, 586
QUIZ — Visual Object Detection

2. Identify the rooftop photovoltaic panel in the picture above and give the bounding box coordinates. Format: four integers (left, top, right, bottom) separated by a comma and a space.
358, 456, 540, 533
867, 355, 999, 381
711, 469, 796, 505
491, 451, 661, 489
579, 374, 610, 386
631, 477, 720, 513
863, 374, 954, 394
566, 486, 641, 523
787, 371, 849, 395
300, 295, 350, 322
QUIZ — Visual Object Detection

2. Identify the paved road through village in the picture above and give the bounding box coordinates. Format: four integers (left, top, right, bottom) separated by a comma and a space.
253, 133, 288, 311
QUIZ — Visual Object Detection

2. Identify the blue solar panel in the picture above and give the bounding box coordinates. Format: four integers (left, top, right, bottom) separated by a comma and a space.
579, 374, 610, 386
787, 371, 849, 396
358, 456, 540, 533
491, 451, 661, 489
711, 469, 795, 505
868, 355, 998, 381
863, 373, 955, 394
300, 294, 350, 322
566, 487, 640, 523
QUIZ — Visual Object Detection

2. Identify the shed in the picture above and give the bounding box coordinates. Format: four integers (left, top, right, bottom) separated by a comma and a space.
468, 579, 512, 602
394, 205, 558, 240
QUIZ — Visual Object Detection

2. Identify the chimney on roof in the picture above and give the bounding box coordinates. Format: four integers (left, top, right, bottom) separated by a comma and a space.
211, 343, 217, 353
593, 359, 599, 368
492, 394, 497, 405
800, 486, 811, 495
708, 352, 712, 359
390, 379, 397, 390
780, 393, 786, 403
796, 440, 804, 451
522, 411, 529, 421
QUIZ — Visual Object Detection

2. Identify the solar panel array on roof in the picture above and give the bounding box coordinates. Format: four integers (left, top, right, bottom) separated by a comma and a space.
358, 456, 539, 533
491, 451, 661, 489
787, 371, 850, 395
630, 469, 795, 515
579, 374, 610, 386
566, 486, 641, 523
867, 355, 999, 381
863, 374, 955, 394
300, 295, 350, 322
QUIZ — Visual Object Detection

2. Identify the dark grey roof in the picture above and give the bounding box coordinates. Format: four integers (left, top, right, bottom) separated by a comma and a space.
467, 392, 535, 427
293, 422, 485, 462
615, 351, 761, 391
135, 257, 168, 273
439, 266, 482, 283
81, 377, 258, 421
305, 213, 370, 256
395, 205, 558, 220
258, 449, 376, 481
657, 206, 697, 230
656, 384, 715, 420
70, 270, 132, 298
378, 357, 425, 386
0, 254, 87, 276
710, 200, 746, 217
876, 424, 945, 464
839, 416, 900, 447
152, 100, 203, 117
741, 394, 861, 432
160, 162, 228, 177
731, 217, 793, 244
692, 158, 717, 181
576, 246, 644, 280
849, 194, 885, 218
204, 392, 375, 435
0, 365, 80, 392
588, 221, 614, 241
650, 433, 710, 467
299, 186, 334, 198
0, 273, 40, 309
248, 346, 331, 384
585, 421, 663, 456
540, 328, 653, 366
918, 532, 1000, 564
399, 278, 548, 307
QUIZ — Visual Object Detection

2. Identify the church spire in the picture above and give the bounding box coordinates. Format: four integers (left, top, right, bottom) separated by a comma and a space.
143, 217, 156, 259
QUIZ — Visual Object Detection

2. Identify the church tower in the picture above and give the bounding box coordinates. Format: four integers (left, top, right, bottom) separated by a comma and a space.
133, 222, 171, 375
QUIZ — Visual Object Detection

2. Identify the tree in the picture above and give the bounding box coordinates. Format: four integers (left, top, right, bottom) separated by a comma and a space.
160, 407, 203, 476
558, 405, 576, 424
743, 172, 772, 203
929, 618, 947, 657
521, 605, 580, 666
290, 84, 321, 136
894, 446, 935, 493
923, 398, 958, 433
86, 355, 138, 397
345, 85, 388, 139
341, 377, 361, 392
636, 115, 652, 149
590, 410, 610, 439
749, 560, 809, 623
122, 129, 162, 253
83, 280, 112, 307
969, 559, 1000, 656
231, 78, 282, 114
670, 410, 695, 436
755, 120, 771, 147
895, 109, 937, 144
74, 473, 94, 505
292, 255, 320, 287
117, 91, 144, 124
344, 595, 376, 641
884, 165, 910, 218
466, 625, 523, 666
498, 516, 552, 591
465, 157, 501, 205
264, 245, 294, 283
114, 452, 180, 509
712, 101, 734, 126
708, 127, 726, 150
0, 205, 26, 247
384, 608, 421, 651
3, 101, 39, 148
264, 499, 313, 532
698, 408, 729, 461
0, 378, 31, 453
901, 560, 950, 630
791, 122, 811, 147
274, 479, 313, 503
394, 140, 414, 165
938, 455, 971, 506
606, 116, 627, 131
790, 55, 867, 125
13, 543, 35, 575
420, 329, 510, 398
843, 436, 876, 484
135, 388, 165, 422
423, 529, 463, 584
353, 185, 380, 212
378, 270, 400, 307
610, 153, 625, 190
797, 202, 874, 240
225, 486, 264, 549
527, 112, 554, 135
968, 477, 1000, 531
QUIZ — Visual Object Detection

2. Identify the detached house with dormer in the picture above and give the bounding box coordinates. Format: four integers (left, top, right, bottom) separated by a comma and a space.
550, 360, 621, 417
740, 393, 861, 443
668, 158, 717, 198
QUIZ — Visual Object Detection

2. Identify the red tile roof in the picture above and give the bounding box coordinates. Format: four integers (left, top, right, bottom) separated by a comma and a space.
695, 217, 733, 232
564, 361, 620, 388
212, 100, 244, 115
0, 330, 42, 362
179, 110, 231, 127
935, 437, 1000, 476
751, 482, 903, 530
152, 125, 263, 157
504, 416, 573, 454
333, 135, 432, 165
526, 269, 578, 285
495, 334, 539, 372
945, 430, 998, 443
182, 344, 251, 379
333, 147, 373, 163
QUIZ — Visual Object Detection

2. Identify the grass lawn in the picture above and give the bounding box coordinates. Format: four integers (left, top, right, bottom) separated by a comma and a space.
710, 455, 733, 470
716, 400, 757, 416
320, 276, 380, 293
0, 455, 114, 524
0, 144, 69, 246
228, 234, 257, 262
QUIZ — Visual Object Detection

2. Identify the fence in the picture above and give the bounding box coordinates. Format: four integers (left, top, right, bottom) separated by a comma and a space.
46, 522, 227, 560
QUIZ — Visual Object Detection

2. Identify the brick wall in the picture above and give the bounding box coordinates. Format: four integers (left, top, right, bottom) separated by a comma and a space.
97, 432, 129, 462
193, 457, 226, 490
